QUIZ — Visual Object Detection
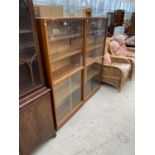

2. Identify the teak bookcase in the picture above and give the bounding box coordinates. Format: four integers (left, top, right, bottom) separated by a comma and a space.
36, 17, 108, 129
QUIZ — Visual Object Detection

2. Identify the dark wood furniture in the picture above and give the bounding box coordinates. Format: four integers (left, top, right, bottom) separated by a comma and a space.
36, 17, 108, 129
19, 88, 56, 155
107, 10, 125, 36
127, 12, 135, 36
114, 10, 125, 26
19, 0, 56, 154
107, 12, 115, 36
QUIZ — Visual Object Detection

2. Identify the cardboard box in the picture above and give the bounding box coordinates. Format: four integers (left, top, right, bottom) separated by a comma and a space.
34, 4, 63, 17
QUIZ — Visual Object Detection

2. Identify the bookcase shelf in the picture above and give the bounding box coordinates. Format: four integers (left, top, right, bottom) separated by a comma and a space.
20, 29, 32, 34
51, 49, 82, 63
86, 43, 103, 52
49, 33, 83, 42
19, 42, 35, 50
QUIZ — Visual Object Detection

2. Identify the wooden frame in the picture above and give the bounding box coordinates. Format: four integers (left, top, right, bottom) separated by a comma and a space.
36, 17, 108, 129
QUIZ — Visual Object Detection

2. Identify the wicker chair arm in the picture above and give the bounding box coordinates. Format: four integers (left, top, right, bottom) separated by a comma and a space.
103, 64, 121, 69
102, 64, 124, 78
110, 55, 130, 64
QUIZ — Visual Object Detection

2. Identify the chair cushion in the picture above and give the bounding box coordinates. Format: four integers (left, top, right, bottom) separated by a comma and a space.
110, 41, 120, 54
117, 46, 128, 56
103, 52, 111, 64
113, 35, 127, 50
111, 41, 128, 56
113, 35, 126, 45
111, 62, 131, 78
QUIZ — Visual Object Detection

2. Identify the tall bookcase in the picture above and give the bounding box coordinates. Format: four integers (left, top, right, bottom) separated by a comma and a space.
19, 0, 56, 154
36, 17, 108, 129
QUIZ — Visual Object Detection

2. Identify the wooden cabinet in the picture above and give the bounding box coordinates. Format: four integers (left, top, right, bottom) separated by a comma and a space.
20, 88, 56, 155
127, 12, 135, 36
107, 10, 124, 36
36, 17, 108, 129
36, 18, 84, 129
114, 10, 125, 26
19, 0, 56, 154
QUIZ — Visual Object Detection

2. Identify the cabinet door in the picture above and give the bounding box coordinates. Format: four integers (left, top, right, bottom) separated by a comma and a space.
84, 60, 102, 97
70, 71, 82, 108
53, 71, 82, 127
47, 19, 84, 81
84, 79, 93, 97
19, 90, 55, 155
86, 18, 106, 64
19, 0, 44, 97
54, 77, 72, 126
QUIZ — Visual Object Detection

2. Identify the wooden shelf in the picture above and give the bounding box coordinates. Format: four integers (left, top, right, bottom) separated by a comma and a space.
86, 57, 95, 65
51, 49, 82, 63
20, 42, 34, 50
49, 33, 82, 42
88, 29, 104, 35
20, 29, 32, 34
86, 56, 103, 66
87, 69, 99, 81
54, 81, 81, 107
53, 66, 83, 85
86, 43, 103, 52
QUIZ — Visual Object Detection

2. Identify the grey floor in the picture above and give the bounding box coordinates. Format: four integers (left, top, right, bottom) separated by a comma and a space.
32, 79, 135, 155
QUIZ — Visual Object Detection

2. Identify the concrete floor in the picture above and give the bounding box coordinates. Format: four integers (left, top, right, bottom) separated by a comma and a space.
32, 79, 135, 155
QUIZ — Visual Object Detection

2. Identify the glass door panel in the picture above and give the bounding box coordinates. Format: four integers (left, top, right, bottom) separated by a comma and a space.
70, 71, 82, 108
47, 20, 70, 42
47, 20, 84, 81
53, 78, 70, 108
55, 96, 71, 125
19, 0, 43, 97
53, 71, 82, 125
84, 79, 93, 97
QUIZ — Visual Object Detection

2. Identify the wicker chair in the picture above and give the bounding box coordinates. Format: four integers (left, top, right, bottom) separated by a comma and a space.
106, 37, 135, 79
102, 54, 131, 92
